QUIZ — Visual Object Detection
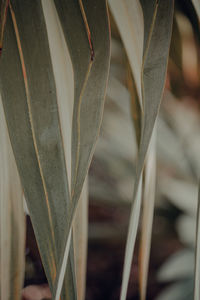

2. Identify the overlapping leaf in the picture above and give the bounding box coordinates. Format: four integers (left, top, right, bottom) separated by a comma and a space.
53, 1, 110, 298
0, 97, 25, 300
73, 178, 88, 300
119, 1, 174, 299
54, 0, 110, 208
0, 2, 76, 299
127, 62, 142, 146
139, 129, 156, 300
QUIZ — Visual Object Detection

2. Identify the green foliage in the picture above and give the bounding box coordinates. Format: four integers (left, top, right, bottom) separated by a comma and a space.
0, 1, 200, 300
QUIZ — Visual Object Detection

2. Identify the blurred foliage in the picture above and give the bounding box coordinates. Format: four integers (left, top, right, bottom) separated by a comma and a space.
89, 1, 200, 299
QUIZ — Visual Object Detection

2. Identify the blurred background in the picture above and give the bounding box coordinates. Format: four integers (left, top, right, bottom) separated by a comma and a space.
24, 3, 200, 300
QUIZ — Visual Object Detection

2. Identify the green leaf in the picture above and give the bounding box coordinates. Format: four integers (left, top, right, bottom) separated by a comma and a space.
54, 0, 111, 204
0, 2, 76, 299
120, 1, 174, 299
194, 184, 200, 299
41, 2, 78, 299
0, 97, 25, 300
53, 1, 110, 298
139, 0, 157, 53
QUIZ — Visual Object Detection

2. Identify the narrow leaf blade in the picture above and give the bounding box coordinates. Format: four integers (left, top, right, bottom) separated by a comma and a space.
120, 1, 174, 299
0, 97, 25, 300
139, 128, 156, 300
53, 1, 111, 297
0, 2, 75, 298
